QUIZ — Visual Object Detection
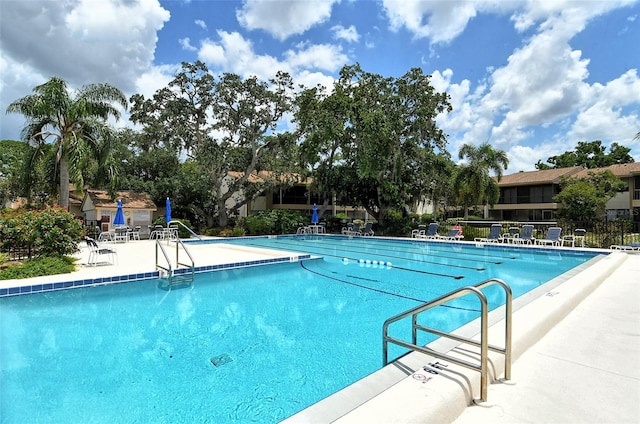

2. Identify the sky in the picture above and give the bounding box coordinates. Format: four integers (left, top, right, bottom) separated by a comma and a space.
1, 0, 639, 173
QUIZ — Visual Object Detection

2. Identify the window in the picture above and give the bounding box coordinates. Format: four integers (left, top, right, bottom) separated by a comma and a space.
272, 186, 325, 205
500, 187, 517, 204
528, 209, 554, 221
516, 187, 530, 203
527, 185, 554, 203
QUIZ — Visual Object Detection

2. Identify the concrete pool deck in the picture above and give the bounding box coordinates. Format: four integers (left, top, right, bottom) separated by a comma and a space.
1, 238, 638, 423
0, 237, 303, 292
310, 249, 640, 424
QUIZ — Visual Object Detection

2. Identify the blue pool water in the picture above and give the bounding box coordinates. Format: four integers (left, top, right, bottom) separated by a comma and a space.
0, 236, 601, 423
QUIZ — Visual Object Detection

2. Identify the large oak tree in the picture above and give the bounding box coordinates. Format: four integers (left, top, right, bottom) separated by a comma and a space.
129, 62, 298, 227
295, 64, 453, 228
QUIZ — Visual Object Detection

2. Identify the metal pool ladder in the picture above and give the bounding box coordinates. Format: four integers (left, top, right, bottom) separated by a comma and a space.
155, 238, 195, 286
382, 278, 512, 403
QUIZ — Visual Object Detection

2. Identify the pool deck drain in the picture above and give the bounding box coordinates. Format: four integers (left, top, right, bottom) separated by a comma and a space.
210, 354, 233, 367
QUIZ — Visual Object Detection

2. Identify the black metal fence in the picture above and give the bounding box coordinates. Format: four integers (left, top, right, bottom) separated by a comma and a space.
453, 220, 637, 249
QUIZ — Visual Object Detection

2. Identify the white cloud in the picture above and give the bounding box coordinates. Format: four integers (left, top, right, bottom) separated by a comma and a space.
482, 4, 640, 157
419, 2, 640, 168
198, 30, 347, 82
284, 43, 348, 72
382, 0, 514, 44
236, 0, 338, 41
485, 31, 590, 141
134, 64, 178, 100
199, 31, 284, 80
568, 69, 640, 143
180, 37, 198, 52
507, 144, 556, 172
0, 0, 171, 139
195, 19, 207, 30
511, 0, 635, 32
332, 25, 359, 42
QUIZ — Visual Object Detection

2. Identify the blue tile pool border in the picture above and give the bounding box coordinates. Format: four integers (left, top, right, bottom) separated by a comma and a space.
0, 254, 311, 298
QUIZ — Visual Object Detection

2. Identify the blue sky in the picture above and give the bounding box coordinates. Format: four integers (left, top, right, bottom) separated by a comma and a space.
1, 0, 639, 172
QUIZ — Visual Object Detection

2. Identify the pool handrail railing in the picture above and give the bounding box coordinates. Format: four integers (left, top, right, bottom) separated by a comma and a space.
155, 238, 195, 286
168, 220, 202, 240
382, 278, 512, 404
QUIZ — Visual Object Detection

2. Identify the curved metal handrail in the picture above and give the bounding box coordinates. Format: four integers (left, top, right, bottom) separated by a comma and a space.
174, 238, 195, 282
382, 278, 512, 403
168, 220, 202, 240
155, 239, 172, 281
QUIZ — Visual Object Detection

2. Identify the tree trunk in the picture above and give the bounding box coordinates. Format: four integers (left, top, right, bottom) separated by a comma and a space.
217, 197, 229, 227
59, 152, 70, 210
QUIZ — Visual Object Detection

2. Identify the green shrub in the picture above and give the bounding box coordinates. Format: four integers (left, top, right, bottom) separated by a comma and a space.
0, 208, 83, 258
230, 227, 246, 237
324, 214, 348, 233
0, 256, 76, 280
461, 225, 483, 241
381, 209, 411, 236
244, 210, 307, 235
244, 214, 275, 235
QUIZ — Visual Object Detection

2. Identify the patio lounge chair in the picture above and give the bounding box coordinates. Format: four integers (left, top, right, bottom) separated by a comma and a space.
502, 227, 520, 244
411, 224, 426, 238
474, 224, 503, 243
512, 224, 535, 244
610, 242, 640, 252
535, 227, 563, 246
435, 228, 464, 241
415, 223, 439, 239
344, 223, 361, 236
85, 237, 118, 266
562, 228, 586, 247
361, 222, 374, 236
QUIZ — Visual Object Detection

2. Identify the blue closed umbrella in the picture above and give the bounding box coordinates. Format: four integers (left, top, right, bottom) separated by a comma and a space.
311, 204, 319, 224
113, 200, 125, 226
165, 197, 172, 224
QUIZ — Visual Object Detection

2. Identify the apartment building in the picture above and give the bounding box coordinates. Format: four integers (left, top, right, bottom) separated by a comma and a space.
487, 163, 640, 230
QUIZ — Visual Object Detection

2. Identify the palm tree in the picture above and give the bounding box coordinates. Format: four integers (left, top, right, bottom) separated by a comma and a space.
454, 142, 509, 219
6, 77, 128, 209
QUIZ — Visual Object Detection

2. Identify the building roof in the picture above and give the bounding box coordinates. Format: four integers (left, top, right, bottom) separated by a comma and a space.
227, 170, 312, 184
571, 162, 640, 179
83, 190, 157, 210
497, 166, 583, 187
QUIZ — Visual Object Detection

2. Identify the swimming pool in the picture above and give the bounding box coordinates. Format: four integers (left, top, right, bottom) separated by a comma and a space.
0, 236, 601, 423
